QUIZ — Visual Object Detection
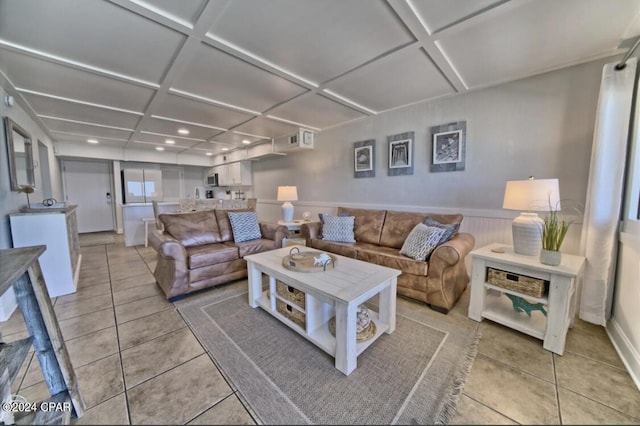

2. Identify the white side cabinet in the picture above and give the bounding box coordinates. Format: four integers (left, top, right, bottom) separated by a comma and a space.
468, 243, 585, 355
9, 205, 81, 297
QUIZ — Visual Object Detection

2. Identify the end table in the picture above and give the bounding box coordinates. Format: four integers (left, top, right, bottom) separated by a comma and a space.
468, 243, 586, 355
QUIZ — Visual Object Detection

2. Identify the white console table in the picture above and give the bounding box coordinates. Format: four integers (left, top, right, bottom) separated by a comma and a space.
468, 243, 585, 355
9, 205, 81, 297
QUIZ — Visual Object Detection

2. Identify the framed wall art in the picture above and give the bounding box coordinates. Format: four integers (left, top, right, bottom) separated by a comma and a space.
430, 121, 466, 172
353, 139, 375, 178
387, 131, 414, 176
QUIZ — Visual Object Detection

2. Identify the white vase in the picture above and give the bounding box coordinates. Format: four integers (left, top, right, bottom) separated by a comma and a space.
540, 249, 561, 266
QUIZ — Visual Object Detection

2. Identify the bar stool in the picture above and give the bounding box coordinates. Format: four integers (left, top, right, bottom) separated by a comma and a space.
142, 217, 156, 247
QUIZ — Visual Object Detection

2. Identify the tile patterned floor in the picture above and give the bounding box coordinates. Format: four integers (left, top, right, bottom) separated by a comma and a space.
2, 232, 639, 424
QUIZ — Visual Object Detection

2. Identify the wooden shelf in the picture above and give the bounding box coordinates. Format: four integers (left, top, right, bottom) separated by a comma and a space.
484, 282, 548, 304
482, 292, 546, 340
257, 292, 389, 357
0, 337, 33, 387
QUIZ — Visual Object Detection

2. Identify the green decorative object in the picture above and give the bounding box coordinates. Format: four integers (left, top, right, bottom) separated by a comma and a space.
505, 294, 547, 317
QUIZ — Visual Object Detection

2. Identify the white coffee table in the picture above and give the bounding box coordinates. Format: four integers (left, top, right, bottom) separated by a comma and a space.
245, 246, 401, 375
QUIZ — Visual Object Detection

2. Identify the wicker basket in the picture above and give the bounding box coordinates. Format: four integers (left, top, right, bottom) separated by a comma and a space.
487, 268, 548, 298
276, 299, 306, 329
276, 281, 306, 309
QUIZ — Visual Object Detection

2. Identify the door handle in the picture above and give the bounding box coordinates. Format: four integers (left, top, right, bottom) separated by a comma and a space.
106, 192, 112, 205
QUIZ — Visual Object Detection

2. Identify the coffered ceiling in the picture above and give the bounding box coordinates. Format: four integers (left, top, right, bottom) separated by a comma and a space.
0, 0, 639, 157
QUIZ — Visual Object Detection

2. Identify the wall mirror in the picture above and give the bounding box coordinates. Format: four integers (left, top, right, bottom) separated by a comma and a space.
4, 117, 35, 191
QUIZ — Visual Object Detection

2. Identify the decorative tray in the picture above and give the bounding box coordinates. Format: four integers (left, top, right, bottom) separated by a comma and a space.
282, 248, 337, 272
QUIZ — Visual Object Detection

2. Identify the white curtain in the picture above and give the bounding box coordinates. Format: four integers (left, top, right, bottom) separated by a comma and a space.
579, 58, 637, 325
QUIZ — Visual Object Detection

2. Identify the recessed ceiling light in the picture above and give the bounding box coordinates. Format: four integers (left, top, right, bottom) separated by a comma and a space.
165, 139, 175, 144
206, 152, 213, 156
156, 146, 165, 151
242, 139, 251, 145
177, 128, 189, 135
221, 147, 229, 151
87, 138, 99, 144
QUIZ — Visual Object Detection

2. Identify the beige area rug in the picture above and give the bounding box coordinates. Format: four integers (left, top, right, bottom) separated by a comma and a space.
178, 286, 480, 425
78, 232, 118, 247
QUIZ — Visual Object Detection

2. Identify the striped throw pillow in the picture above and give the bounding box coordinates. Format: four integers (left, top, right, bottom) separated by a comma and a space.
228, 212, 262, 243
400, 224, 446, 261
321, 215, 356, 243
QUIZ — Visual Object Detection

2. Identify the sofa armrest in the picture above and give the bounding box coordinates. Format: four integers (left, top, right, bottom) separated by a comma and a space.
430, 232, 475, 267
300, 222, 321, 243
149, 229, 187, 263
260, 222, 289, 247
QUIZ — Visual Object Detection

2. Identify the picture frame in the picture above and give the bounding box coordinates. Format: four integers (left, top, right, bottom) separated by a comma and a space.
430, 121, 466, 172
353, 139, 375, 178
433, 130, 462, 164
387, 131, 414, 176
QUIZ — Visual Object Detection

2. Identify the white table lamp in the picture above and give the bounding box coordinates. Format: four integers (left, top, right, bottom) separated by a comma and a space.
503, 178, 560, 256
277, 186, 298, 223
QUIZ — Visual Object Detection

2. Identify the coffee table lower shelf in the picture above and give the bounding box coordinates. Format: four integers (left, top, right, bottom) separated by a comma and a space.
256, 291, 388, 358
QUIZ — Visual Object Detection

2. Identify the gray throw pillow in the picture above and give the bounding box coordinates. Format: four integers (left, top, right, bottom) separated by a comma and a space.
228, 212, 262, 243
400, 224, 446, 261
423, 217, 460, 245
321, 215, 356, 243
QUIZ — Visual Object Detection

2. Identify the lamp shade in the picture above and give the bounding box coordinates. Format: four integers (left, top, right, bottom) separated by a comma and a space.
277, 186, 298, 201
503, 178, 561, 212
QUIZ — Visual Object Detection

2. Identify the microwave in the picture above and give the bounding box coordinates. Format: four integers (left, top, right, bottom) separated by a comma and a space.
207, 173, 219, 186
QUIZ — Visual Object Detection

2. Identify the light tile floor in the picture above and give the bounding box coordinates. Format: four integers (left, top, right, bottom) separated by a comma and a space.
2, 232, 639, 425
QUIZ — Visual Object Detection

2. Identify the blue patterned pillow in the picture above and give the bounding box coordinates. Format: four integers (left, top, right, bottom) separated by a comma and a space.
400, 224, 446, 261
228, 212, 262, 243
321, 215, 356, 243
423, 217, 460, 245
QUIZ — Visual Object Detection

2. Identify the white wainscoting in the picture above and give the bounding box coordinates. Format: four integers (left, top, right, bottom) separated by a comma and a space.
257, 199, 583, 261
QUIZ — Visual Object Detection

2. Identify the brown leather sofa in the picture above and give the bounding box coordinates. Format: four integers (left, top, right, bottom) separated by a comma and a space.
300, 207, 475, 313
148, 208, 288, 301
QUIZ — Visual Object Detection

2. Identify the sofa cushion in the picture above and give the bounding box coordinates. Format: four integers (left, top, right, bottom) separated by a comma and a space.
399, 224, 446, 260
423, 216, 460, 247
337, 207, 386, 245
215, 208, 253, 242
379, 210, 428, 249
234, 238, 279, 257
186, 243, 240, 269
310, 239, 357, 258
321, 215, 356, 243
228, 212, 262, 242
356, 244, 429, 276
160, 210, 222, 248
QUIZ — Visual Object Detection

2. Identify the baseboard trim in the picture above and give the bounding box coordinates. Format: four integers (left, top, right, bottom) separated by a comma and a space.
606, 317, 640, 391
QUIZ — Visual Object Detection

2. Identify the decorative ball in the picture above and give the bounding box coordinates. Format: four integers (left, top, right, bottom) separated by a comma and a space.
302, 211, 312, 221
356, 305, 371, 333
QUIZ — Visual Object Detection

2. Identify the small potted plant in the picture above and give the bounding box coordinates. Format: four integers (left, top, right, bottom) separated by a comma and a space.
540, 203, 572, 266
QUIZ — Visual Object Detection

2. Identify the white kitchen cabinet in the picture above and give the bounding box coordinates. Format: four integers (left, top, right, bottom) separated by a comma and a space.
214, 161, 252, 186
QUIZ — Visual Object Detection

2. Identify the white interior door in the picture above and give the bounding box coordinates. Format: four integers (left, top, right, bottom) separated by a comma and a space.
63, 160, 114, 233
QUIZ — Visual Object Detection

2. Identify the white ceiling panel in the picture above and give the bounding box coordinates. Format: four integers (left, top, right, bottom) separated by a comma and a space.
408, 0, 503, 33
140, 118, 219, 141
130, 141, 187, 153
41, 117, 133, 140
154, 94, 254, 130
326, 47, 454, 112
134, 133, 201, 149
437, 0, 640, 88
208, 0, 414, 84
50, 132, 127, 147
0, 50, 154, 111
268, 94, 365, 129
233, 117, 300, 139
0, 0, 185, 83
209, 131, 269, 146
172, 43, 307, 113
133, 0, 207, 26
189, 142, 228, 153
22, 93, 141, 129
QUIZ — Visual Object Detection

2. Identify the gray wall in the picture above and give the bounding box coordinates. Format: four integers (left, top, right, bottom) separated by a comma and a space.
0, 85, 62, 249
252, 56, 609, 215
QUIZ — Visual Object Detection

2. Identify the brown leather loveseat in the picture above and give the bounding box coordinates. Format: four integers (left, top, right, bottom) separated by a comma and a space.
301, 207, 475, 313
149, 208, 288, 301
